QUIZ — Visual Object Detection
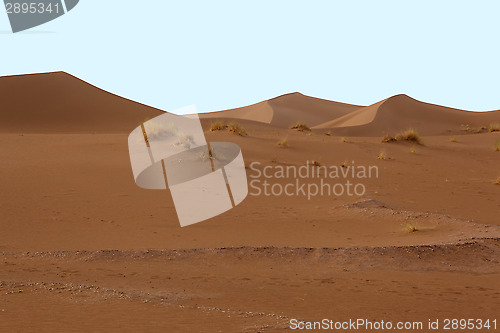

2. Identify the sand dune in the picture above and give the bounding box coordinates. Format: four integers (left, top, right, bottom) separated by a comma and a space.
203, 92, 500, 136
0, 72, 164, 133
201, 92, 361, 128
314, 94, 500, 136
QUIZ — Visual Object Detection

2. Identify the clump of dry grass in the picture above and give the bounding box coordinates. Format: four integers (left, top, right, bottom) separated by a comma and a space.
277, 138, 288, 148
495, 140, 500, 152
494, 175, 500, 185
377, 150, 387, 160
382, 128, 422, 144
290, 121, 311, 132
174, 134, 195, 149
410, 145, 417, 154
227, 121, 247, 136
341, 137, 348, 143
382, 134, 397, 143
324, 130, 333, 136
210, 120, 247, 136
405, 221, 419, 233
489, 123, 500, 132
210, 120, 227, 131
462, 124, 487, 134
395, 128, 422, 144
311, 160, 321, 167
449, 136, 458, 143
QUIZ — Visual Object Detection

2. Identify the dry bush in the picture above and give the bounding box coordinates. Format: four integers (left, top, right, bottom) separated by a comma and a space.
210, 120, 227, 131
462, 124, 487, 134
378, 150, 387, 160
410, 145, 417, 154
277, 138, 288, 148
382, 134, 397, 143
449, 136, 458, 143
489, 123, 500, 132
495, 140, 500, 152
395, 128, 422, 144
227, 121, 247, 136
405, 221, 419, 233
311, 160, 321, 166
341, 137, 348, 143
494, 175, 500, 185
290, 121, 311, 132
325, 130, 333, 136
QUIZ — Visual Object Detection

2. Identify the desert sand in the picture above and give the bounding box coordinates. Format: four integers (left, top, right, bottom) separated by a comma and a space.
0, 72, 499, 332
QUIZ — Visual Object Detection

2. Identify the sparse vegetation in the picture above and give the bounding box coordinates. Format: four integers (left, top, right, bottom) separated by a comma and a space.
209, 120, 247, 136
495, 140, 500, 152
325, 130, 333, 136
382, 134, 397, 143
341, 160, 349, 168
382, 128, 422, 145
341, 137, 348, 143
489, 123, 500, 132
378, 150, 387, 160
210, 120, 228, 131
494, 175, 500, 185
410, 145, 417, 154
405, 221, 419, 233
462, 124, 487, 134
199, 148, 216, 162
290, 121, 311, 132
449, 136, 458, 143
395, 128, 422, 144
174, 134, 195, 149
311, 160, 321, 167
227, 121, 247, 136
277, 138, 288, 148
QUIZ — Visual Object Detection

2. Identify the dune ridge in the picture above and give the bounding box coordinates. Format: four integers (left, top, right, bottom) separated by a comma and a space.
0, 72, 164, 133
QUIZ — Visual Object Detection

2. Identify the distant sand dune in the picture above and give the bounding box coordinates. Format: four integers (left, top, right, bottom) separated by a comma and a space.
201, 92, 361, 128
314, 94, 500, 136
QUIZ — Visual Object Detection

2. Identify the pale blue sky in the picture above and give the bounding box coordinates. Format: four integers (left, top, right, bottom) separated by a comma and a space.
1, 1, 499, 114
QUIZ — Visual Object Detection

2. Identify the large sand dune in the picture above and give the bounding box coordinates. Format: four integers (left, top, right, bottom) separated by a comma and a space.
0, 72, 164, 133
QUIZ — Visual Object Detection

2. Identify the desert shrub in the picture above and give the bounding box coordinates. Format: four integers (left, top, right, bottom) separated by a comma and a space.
405, 222, 419, 233
227, 121, 247, 136
462, 124, 487, 134
277, 138, 288, 148
410, 145, 417, 154
382, 134, 397, 143
341, 137, 348, 143
290, 121, 311, 132
494, 175, 500, 185
449, 136, 458, 143
174, 134, 195, 149
495, 140, 500, 152
489, 123, 500, 132
378, 150, 387, 160
325, 130, 333, 136
395, 128, 422, 144
210, 120, 227, 131
311, 160, 321, 166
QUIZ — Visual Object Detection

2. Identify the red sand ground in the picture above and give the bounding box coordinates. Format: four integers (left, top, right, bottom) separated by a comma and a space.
0, 72, 499, 332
